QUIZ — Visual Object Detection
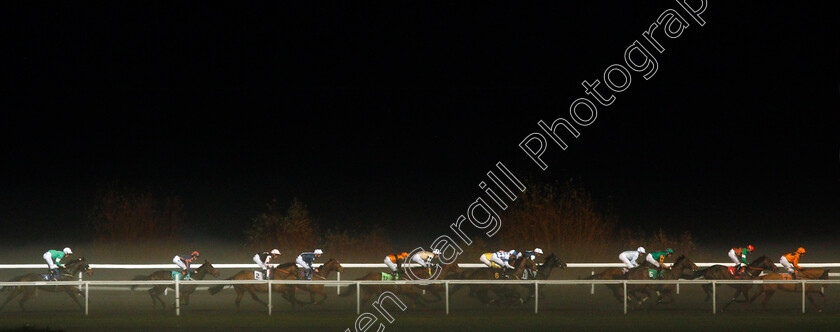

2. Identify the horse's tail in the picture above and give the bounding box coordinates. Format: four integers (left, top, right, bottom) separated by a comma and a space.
130, 274, 153, 291
209, 276, 236, 295
821, 269, 831, 280
339, 282, 357, 297
690, 267, 708, 280
0, 275, 28, 292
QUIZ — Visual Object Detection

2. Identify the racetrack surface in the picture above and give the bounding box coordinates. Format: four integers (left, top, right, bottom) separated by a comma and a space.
1, 268, 838, 331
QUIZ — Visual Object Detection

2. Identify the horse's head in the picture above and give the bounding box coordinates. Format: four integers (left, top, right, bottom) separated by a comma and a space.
673, 255, 698, 272
65, 257, 93, 276
751, 255, 778, 273
544, 253, 567, 269
199, 259, 220, 278
324, 258, 344, 273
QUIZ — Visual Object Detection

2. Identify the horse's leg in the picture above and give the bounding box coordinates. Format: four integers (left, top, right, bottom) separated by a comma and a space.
0, 288, 22, 310
147, 287, 161, 309
722, 288, 741, 311
247, 288, 267, 307
234, 287, 245, 310
313, 287, 328, 305
760, 289, 775, 309
701, 283, 712, 302
18, 288, 35, 312
64, 289, 84, 310
806, 288, 822, 312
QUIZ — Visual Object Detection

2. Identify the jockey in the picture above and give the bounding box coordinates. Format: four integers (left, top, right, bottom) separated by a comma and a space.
619, 247, 645, 271
43, 247, 72, 281
253, 249, 281, 280
384, 252, 409, 279
780, 247, 806, 276
488, 250, 516, 272
173, 251, 199, 280
411, 249, 440, 268
517, 248, 543, 278
517, 248, 544, 262
296, 249, 322, 280
646, 248, 673, 270
728, 245, 754, 276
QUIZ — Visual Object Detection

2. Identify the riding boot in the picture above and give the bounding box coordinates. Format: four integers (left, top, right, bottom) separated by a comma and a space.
52, 269, 60, 281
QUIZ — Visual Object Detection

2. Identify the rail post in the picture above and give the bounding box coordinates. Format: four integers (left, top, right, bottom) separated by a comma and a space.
534, 280, 539, 314
268, 279, 272, 316
711, 281, 716, 314
337, 271, 341, 295
84, 281, 89, 316
175, 276, 180, 317
623, 281, 627, 315
356, 282, 360, 315
801, 280, 806, 314
445, 281, 449, 315
590, 270, 595, 294
78, 272, 83, 292
676, 282, 680, 295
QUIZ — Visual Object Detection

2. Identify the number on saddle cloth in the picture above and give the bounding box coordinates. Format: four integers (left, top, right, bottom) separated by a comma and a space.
727, 266, 744, 278
171, 271, 190, 280
647, 268, 663, 280
254, 271, 264, 280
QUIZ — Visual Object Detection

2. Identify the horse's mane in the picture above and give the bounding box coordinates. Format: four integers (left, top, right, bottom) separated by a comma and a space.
64, 257, 86, 266
749, 255, 770, 265
275, 262, 297, 269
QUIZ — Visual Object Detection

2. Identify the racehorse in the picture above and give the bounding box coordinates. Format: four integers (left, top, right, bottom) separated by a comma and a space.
295, 258, 344, 305
208, 262, 302, 309
0, 257, 93, 311
130, 259, 219, 309
626, 255, 697, 307
582, 264, 633, 303
337, 263, 437, 308
523, 253, 566, 301
748, 268, 830, 312
691, 255, 777, 311
458, 256, 537, 306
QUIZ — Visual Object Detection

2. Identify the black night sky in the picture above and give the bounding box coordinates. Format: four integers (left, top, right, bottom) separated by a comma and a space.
1, 2, 838, 249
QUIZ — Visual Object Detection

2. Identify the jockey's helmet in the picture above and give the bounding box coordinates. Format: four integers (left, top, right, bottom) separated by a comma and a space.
314, 249, 323, 255
509, 250, 518, 256
534, 248, 543, 255
747, 245, 754, 252
796, 247, 806, 254
271, 249, 281, 255
637, 247, 646, 254
665, 248, 674, 254
63, 247, 73, 255
191, 251, 200, 257
432, 249, 441, 256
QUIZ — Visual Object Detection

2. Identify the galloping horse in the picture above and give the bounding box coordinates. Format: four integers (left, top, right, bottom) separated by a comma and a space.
748, 268, 830, 312
626, 255, 697, 307
402, 262, 462, 303
131, 259, 219, 309
208, 262, 302, 309
295, 258, 344, 304
0, 257, 93, 311
459, 256, 538, 306
692, 255, 777, 311
522, 253, 566, 301
338, 263, 436, 308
